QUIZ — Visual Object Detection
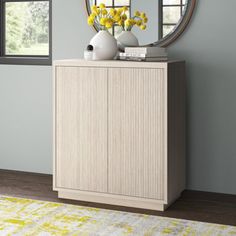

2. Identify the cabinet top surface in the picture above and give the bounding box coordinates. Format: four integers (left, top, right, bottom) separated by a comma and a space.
53, 59, 184, 69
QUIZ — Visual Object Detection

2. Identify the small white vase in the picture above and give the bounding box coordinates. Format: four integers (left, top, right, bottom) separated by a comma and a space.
90, 30, 118, 60
116, 31, 139, 51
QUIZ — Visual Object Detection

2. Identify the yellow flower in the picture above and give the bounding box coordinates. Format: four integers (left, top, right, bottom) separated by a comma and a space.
91, 5, 97, 11
99, 3, 106, 9
125, 19, 132, 27
122, 6, 128, 12
140, 24, 146, 30
143, 17, 148, 23
130, 19, 136, 25
136, 20, 142, 26
117, 8, 123, 15
113, 14, 121, 22
90, 13, 96, 19
90, 5, 147, 30
87, 17, 94, 26
121, 14, 127, 21
100, 17, 107, 26
117, 20, 124, 26
92, 8, 99, 16
105, 19, 113, 28
134, 11, 140, 17
140, 12, 146, 18
109, 9, 117, 17
102, 9, 108, 15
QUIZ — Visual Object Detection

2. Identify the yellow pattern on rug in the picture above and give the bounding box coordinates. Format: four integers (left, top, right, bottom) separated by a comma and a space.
0, 195, 236, 235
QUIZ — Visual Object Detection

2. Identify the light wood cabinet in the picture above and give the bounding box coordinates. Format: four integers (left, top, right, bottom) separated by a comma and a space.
53, 60, 186, 211
108, 68, 166, 200
55, 67, 108, 193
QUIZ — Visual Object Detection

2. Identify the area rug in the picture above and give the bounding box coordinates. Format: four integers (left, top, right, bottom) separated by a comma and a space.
0, 195, 236, 235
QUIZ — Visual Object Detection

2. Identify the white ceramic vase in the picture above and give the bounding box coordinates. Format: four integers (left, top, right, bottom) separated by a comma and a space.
90, 30, 118, 60
116, 31, 139, 51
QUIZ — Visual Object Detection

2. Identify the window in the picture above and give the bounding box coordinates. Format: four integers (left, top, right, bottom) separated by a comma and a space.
92, 0, 131, 36
160, 0, 186, 38
0, 0, 51, 65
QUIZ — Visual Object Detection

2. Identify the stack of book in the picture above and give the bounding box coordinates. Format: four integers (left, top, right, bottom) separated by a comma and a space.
117, 47, 168, 62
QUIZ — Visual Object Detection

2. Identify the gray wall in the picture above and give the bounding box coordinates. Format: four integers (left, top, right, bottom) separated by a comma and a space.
0, 0, 236, 195
0, 0, 91, 174
169, 0, 236, 194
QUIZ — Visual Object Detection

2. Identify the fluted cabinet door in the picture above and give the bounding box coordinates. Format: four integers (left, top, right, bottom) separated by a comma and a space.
108, 68, 167, 200
55, 66, 108, 193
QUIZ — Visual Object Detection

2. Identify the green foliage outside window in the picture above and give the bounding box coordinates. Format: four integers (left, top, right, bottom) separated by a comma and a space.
6, 1, 49, 56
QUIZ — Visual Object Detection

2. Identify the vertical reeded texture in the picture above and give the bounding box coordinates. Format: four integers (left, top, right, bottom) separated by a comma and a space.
53, 60, 185, 210
55, 66, 108, 193
108, 68, 166, 200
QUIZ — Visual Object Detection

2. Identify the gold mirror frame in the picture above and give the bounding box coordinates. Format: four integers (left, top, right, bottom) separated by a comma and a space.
85, 0, 196, 47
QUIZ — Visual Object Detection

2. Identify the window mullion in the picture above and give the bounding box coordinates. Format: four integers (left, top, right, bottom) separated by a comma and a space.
2, 0, 6, 56
159, 0, 163, 39
0, 0, 4, 57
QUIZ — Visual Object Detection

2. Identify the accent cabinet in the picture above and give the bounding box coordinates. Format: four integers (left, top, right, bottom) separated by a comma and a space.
53, 59, 186, 211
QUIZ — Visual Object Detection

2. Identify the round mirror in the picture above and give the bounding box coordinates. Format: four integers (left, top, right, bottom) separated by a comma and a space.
86, 0, 196, 47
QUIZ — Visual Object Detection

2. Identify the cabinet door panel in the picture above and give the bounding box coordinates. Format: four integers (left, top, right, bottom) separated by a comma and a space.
108, 68, 167, 200
56, 67, 108, 193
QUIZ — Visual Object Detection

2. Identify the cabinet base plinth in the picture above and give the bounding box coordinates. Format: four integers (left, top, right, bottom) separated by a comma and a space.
57, 189, 170, 211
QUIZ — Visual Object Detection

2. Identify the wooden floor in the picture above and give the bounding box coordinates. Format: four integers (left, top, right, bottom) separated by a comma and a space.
0, 169, 236, 226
